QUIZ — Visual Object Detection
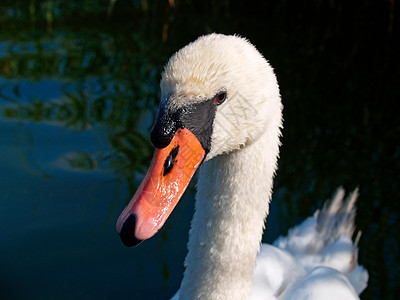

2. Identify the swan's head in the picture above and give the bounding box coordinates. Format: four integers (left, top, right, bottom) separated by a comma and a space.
158, 33, 281, 161
117, 34, 282, 246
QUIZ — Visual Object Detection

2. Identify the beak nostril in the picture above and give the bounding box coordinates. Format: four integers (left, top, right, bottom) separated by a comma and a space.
163, 145, 180, 176
119, 214, 143, 247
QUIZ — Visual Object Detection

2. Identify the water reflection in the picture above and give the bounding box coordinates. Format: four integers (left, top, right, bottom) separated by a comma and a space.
0, 1, 398, 299
0, 28, 162, 194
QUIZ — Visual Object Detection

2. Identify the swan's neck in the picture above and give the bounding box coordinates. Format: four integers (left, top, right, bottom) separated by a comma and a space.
179, 127, 281, 299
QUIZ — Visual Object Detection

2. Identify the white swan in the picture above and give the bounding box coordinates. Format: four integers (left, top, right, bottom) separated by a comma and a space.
116, 34, 368, 299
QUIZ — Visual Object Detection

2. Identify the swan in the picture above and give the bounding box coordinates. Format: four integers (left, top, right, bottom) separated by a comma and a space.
116, 34, 368, 299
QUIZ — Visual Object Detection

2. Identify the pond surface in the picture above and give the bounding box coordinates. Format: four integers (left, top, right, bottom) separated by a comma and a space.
0, 1, 398, 299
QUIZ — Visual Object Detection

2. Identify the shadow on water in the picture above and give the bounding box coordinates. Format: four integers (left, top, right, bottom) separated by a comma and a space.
0, 1, 399, 299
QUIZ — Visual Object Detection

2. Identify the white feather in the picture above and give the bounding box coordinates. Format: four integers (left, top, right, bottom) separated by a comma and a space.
161, 34, 367, 300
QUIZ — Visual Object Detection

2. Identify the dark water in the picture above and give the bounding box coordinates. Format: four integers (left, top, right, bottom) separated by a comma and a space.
0, 1, 398, 299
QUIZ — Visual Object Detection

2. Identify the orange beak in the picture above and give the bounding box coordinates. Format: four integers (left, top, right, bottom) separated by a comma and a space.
116, 128, 205, 246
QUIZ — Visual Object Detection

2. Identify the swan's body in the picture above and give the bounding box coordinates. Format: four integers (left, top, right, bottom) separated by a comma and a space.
116, 34, 368, 299
252, 187, 368, 299
172, 187, 368, 300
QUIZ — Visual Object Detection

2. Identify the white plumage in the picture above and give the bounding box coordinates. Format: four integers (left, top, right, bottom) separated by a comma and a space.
155, 34, 368, 299
251, 188, 368, 299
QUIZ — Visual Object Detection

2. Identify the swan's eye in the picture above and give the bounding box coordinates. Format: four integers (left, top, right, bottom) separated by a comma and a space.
213, 91, 227, 105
